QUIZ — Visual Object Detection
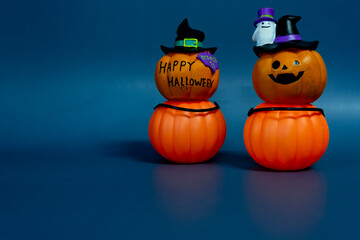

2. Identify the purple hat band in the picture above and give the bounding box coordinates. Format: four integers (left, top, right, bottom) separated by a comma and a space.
275, 34, 302, 43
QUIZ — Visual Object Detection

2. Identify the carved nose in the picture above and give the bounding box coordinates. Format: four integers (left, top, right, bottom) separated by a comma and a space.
282, 65, 288, 70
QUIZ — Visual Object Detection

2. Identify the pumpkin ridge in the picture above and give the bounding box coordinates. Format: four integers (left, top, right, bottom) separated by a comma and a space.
257, 111, 266, 165
275, 110, 281, 169
291, 110, 299, 170
312, 114, 324, 165
294, 111, 304, 170
312, 52, 322, 101
322, 117, 330, 158
312, 112, 323, 168
247, 113, 257, 163
220, 111, 227, 155
303, 111, 316, 169
312, 51, 327, 100
244, 114, 255, 160
201, 102, 209, 161
157, 108, 170, 160
163, 108, 177, 161
319, 119, 326, 160
254, 110, 266, 165
294, 111, 306, 170
149, 108, 160, 156
192, 101, 203, 161
188, 105, 193, 160
312, 113, 328, 166
212, 112, 220, 159
172, 108, 179, 162
259, 111, 269, 165
205, 102, 216, 160
203, 109, 212, 158
288, 112, 297, 169
214, 110, 223, 158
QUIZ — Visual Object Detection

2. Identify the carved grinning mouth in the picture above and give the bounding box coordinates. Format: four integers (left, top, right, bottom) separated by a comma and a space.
261, 26, 270, 28
268, 71, 305, 85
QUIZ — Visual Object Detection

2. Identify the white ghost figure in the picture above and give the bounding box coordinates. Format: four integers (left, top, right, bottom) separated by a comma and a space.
252, 21, 276, 46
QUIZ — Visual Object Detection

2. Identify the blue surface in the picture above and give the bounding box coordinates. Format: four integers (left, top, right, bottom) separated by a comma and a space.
1, 0, 360, 239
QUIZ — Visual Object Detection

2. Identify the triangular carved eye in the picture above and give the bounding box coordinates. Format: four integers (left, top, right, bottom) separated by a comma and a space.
272, 60, 280, 69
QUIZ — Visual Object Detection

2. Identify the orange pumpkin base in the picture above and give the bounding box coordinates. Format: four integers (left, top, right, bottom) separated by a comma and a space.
149, 100, 226, 163
243, 103, 329, 171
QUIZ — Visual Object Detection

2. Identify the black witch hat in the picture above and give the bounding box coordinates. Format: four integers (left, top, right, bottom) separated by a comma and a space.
254, 15, 319, 57
161, 18, 217, 54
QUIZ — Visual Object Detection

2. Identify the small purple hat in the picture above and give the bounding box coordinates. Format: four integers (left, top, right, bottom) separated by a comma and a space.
253, 8, 277, 27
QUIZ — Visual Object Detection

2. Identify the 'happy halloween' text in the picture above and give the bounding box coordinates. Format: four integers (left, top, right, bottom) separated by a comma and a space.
159, 60, 215, 88
159, 60, 195, 73
167, 76, 214, 88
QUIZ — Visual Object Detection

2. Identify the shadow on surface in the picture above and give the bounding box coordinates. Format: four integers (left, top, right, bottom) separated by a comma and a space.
213, 150, 261, 170
214, 151, 313, 172
243, 167, 327, 238
99, 140, 317, 170
99, 140, 171, 164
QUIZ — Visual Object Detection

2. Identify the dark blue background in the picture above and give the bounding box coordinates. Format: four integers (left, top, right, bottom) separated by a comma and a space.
0, 0, 359, 239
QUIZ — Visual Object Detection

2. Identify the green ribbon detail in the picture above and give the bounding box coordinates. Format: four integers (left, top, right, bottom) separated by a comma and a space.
260, 14, 274, 19
175, 38, 203, 48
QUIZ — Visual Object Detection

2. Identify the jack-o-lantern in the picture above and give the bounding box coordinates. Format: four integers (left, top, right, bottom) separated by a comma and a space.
253, 49, 327, 104
149, 101, 226, 163
245, 13, 330, 171
155, 18, 219, 100
243, 103, 329, 171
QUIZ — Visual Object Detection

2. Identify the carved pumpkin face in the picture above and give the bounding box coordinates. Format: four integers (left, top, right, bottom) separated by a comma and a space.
155, 52, 219, 100
253, 50, 327, 104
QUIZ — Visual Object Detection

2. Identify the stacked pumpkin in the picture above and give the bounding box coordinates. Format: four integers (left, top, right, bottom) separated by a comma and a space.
149, 19, 226, 163
244, 13, 329, 170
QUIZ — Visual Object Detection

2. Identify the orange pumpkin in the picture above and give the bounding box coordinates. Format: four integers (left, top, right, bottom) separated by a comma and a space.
243, 103, 329, 171
155, 52, 219, 100
149, 100, 226, 163
253, 50, 327, 104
